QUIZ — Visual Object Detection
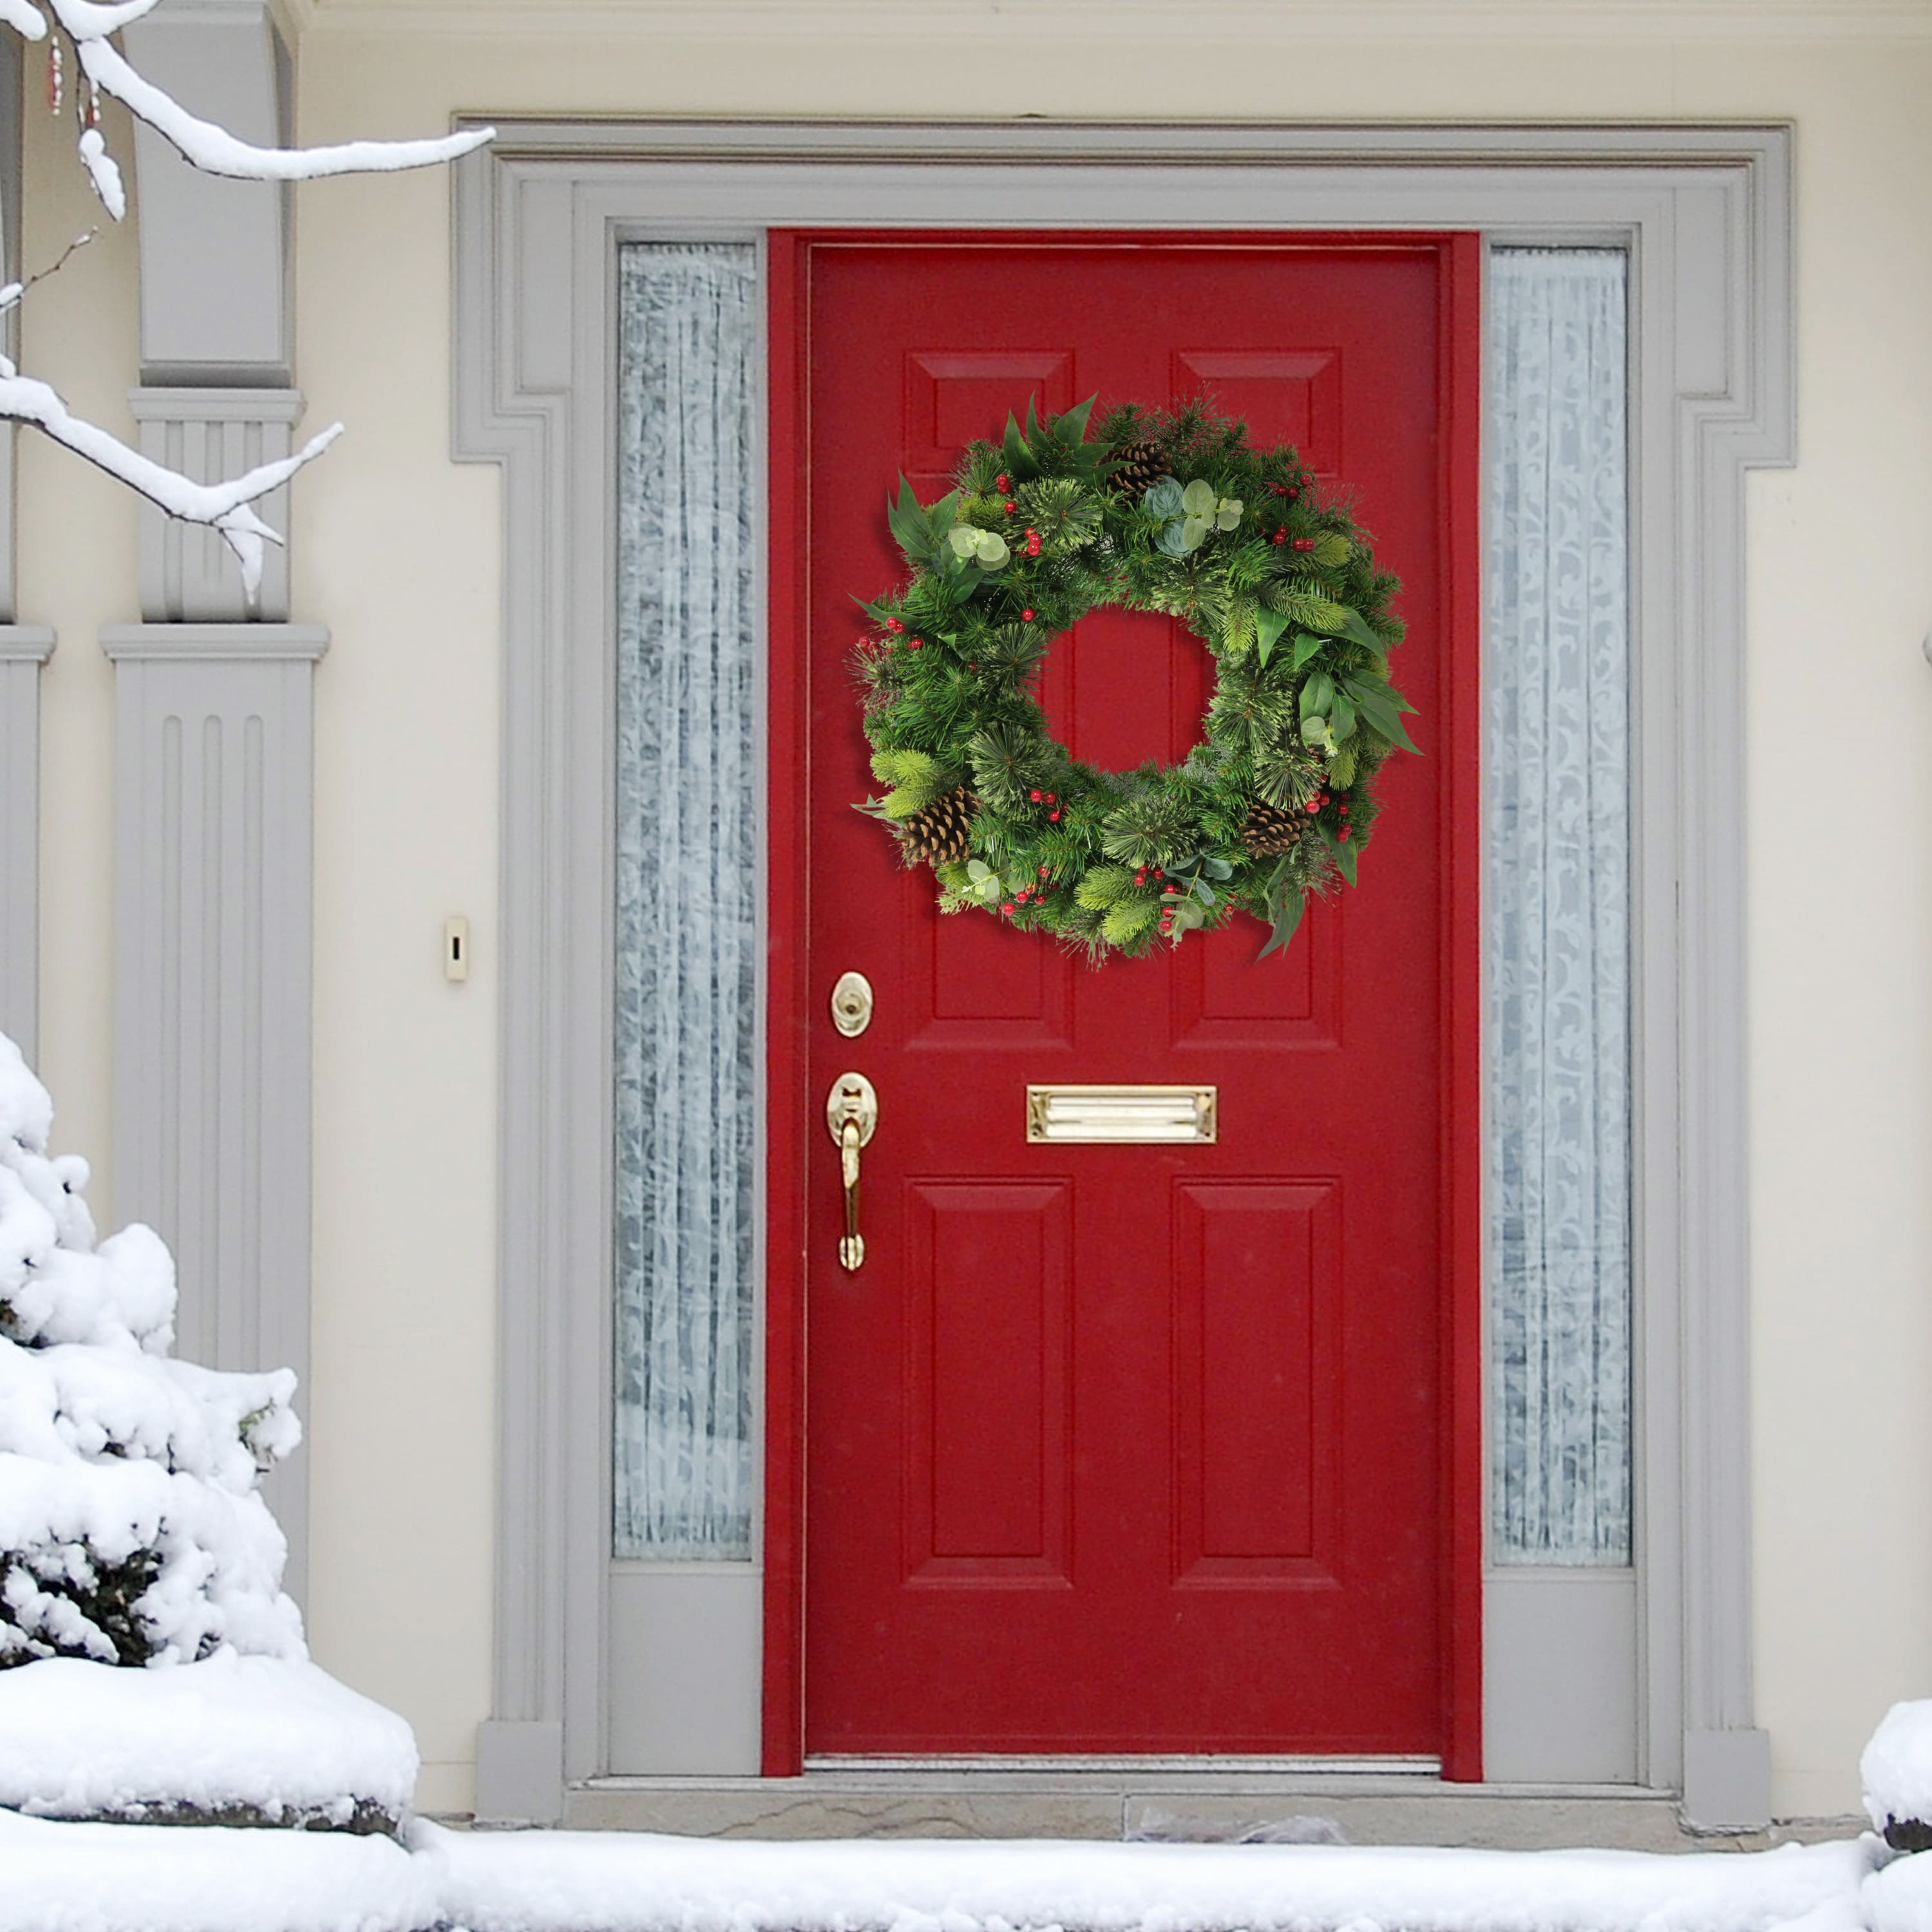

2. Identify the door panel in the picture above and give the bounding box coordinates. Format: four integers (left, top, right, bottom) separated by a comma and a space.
784, 234, 1478, 1759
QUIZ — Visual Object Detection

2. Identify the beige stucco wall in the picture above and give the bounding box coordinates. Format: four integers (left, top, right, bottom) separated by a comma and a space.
20, 3, 1932, 1821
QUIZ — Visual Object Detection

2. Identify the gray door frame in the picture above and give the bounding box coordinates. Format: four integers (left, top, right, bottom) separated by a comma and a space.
450, 120, 1793, 1830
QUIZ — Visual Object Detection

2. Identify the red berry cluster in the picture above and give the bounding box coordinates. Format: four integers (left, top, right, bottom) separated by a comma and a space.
1028, 786, 1062, 824
1022, 525, 1042, 559
1303, 788, 1354, 840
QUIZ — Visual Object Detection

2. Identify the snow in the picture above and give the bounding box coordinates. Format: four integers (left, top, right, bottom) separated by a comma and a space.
0, 1652, 417, 1824
1865, 1701, 1932, 1834
1, 1028, 404, 1824
0, 1030, 305, 1671
72, 27, 493, 183
421, 1828, 1873, 1932
0, 1817, 1888, 1932
0, 1808, 440, 1932
1870, 1848, 1932, 1932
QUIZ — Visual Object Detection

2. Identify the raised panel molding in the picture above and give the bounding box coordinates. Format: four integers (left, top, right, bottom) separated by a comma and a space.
453, 122, 1791, 1825
129, 390, 303, 623
100, 621, 328, 1604
0, 627, 56, 1059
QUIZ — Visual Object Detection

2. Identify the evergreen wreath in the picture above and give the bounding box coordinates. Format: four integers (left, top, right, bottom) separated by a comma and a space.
854, 397, 1417, 960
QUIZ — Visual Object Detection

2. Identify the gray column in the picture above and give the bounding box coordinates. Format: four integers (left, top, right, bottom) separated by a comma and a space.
101, 622, 327, 1602
0, 626, 55, 1059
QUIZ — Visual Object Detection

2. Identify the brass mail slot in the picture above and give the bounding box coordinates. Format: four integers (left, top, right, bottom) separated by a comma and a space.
1026, 1084, 1217, 1144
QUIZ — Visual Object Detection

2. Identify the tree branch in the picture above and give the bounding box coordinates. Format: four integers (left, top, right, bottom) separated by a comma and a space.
0, 355, 341, 602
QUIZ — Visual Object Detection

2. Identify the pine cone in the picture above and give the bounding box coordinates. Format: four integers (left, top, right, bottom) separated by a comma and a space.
1108, 438, 1166, 502
900, 786, 979, 866
1239, 802, 1305, 858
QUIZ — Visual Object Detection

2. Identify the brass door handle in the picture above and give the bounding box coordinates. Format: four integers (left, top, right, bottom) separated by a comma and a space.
825, 1072, 878, 1271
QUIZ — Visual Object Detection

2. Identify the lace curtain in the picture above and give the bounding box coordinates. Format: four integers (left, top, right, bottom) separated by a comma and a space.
1486, 249, 1633, 1566
612, 243, 760, 1561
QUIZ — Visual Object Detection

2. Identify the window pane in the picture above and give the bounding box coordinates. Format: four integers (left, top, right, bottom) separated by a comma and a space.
612, 243, 759, 1561
1487, 248, 1633, 1566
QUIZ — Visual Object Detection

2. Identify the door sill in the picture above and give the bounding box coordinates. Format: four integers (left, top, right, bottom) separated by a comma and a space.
805, 1755, 1442, 1776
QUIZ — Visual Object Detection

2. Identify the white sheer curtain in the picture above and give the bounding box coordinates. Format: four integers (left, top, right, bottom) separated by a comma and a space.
1486, 249, 1633, 1566
612, 243, 760, 1560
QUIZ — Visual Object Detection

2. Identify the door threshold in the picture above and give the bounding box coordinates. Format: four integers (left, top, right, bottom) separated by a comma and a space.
805, 1755, 1442, 1776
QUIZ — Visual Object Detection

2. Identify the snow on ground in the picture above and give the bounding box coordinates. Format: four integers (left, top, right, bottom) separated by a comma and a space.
0, 1651, 417, 1824
422, 1826, 1874, 1932
1866, 1702, 1932, 1835
1868, 1846, 1932, 1931
0, 1811, 1886, 1932
0, 1807, 438, 1932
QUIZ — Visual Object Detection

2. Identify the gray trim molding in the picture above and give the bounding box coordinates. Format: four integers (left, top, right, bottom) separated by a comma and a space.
0, 625, 55, 1059
101, 620, 328, 1604
0, 30, 22, 625
451, 120, 1793, 1828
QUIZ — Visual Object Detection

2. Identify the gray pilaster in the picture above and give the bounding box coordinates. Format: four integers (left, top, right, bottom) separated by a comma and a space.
129, 389, 302, 623
120, 1, 289, 386
0, 627, 55, 1059
0, 28, 23, 627
101, 621, 327, 1604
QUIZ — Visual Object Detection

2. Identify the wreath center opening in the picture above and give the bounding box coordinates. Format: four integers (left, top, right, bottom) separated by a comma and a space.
1037, 605, 1194, 772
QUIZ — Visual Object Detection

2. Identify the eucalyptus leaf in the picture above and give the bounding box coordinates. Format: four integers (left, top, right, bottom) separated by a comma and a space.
1180, 478, 1217, 516
967, 859, 994, 882
1343, 679, 1420, 753
1181, 515, 1211, 550
1256, 875, 1305, 960
949, 525, 980, 558
1144, 478, 1184, 518
1155, 521, 1191, 558
1202, 857, 1234, 880
974, 530, 1010, 569
1336, 607, 1387, 655
1215, 501, 1244, 531
1255, 607, 1291, 668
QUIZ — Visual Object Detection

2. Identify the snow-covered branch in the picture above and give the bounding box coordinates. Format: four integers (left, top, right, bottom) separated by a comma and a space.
0, 354, 341, 598
73, 30, 492, 185
0, 0, 493, 600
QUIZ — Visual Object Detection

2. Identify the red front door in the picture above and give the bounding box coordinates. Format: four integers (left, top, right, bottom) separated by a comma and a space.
770, 232, 1482, 1767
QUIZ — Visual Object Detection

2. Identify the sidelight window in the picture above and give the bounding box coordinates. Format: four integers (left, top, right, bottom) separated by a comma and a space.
611, 242, 761, 1561
1486, 247, 1634, 1567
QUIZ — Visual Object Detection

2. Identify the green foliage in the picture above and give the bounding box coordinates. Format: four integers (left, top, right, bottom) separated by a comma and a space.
851, 397, 1414, 961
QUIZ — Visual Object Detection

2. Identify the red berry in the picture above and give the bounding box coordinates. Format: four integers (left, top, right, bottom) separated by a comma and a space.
1003, 499, 1016, 513
1016, 889, 1029, 903
1048, 810, 1061, 822
909, 638, 923, 650
1021, 609, 1035, 621
1153, 868, 1163, 879
1271, 530, 1287, 545
1001, 902, 1015, 915
1038, 866, 1049, 878
995, 474, 1009, 491
1305, 800, 1320, 814
886, 618, 902, 632
1294, 536, 1316, 552
1030, 789, 1043, 802
1338, 828, 1350, 841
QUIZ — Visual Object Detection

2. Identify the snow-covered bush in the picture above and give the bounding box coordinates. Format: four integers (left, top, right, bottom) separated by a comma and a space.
0, 1030, 301, 1671
1866, 1700, 1932, 1852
